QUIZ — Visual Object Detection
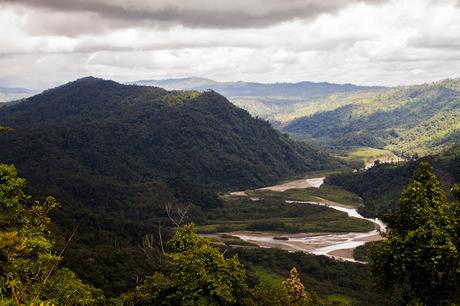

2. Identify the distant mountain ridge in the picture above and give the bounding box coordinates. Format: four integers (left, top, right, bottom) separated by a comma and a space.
0, 86, 35, 102
130, 77, 380, 97
0, 86, 34, 94
130, 77, 383, 123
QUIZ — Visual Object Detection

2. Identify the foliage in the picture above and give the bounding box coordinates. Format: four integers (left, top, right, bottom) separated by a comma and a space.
0, 164, 103, 305
122, 224, 251, 305
0, 127, 12, 133
282, 267, 313, 305
233, 247, 396, 306
42, 268, 105, 305
251, 266, 321, 306
0, 77, 343, 295
327, 145, 460, 218
283, 80, 460, 156
369, 162, 459, 305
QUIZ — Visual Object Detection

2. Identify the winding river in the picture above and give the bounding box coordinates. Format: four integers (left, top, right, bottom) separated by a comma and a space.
228, 178, 386, 263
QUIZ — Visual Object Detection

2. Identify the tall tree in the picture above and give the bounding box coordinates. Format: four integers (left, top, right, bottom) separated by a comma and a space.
369, 162, 459, 305
282, 267, 313, 306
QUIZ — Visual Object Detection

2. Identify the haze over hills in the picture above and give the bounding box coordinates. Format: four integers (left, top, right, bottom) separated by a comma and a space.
131, 77, 382, 120
0, 76, 342, 294
0, 86, 35, 102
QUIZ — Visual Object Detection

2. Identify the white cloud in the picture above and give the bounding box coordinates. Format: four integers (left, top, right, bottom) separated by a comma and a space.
0, 0, 459, 89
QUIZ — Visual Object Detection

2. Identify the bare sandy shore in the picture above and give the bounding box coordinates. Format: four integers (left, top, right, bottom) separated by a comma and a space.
229, 191, 248, 197
258, 177, 325, 192
225, 176, 386, 263
328, 248, 354, 259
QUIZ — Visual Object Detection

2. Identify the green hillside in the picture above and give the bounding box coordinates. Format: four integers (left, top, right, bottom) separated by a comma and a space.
327, 144, 460, 218
0, 77, 342, 295
283, 79, 460, 156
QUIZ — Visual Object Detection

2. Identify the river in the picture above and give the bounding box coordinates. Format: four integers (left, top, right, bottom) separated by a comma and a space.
228, 177, 386, 263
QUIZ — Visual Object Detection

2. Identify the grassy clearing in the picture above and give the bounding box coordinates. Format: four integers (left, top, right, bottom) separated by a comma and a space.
338, 146, 398, 165
325, 294, 355, 306
208, 234, 259, 247
252, 266, 285, 287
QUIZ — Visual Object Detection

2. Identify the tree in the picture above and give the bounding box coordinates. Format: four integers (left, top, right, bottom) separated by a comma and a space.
123, 224, 251, 305
369, 162, 459, 305
0, 164, 103, 305
282, 267, 313, 306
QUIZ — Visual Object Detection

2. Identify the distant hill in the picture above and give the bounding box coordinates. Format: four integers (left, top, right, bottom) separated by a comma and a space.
130, 77, 381, 120
0, 86, 35, 102
0, 76, 342, 295
283, 79, 460, 156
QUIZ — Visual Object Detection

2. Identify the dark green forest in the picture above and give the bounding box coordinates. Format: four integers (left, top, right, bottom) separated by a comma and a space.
0, 77, 342, 296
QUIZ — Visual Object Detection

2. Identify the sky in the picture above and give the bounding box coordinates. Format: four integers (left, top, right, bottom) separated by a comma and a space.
1, 0, 460, 89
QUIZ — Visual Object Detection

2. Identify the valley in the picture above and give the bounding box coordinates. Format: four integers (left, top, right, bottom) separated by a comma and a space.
2, 1, 460, 304
0, 77, 458, 305
208, 175, 385, 263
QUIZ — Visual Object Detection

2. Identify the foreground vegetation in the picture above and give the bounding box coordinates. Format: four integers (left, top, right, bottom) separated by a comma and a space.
0, 166, 383, 305
369, 162, 459, 305
1, 158, 458, 305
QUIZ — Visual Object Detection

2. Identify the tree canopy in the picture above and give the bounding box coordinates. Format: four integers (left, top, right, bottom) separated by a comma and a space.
122, 224, 251, 305
0, 163, 103, 305
369, 162, 459, 305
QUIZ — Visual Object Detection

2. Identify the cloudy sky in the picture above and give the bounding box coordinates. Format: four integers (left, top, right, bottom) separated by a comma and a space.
1, 0, 460, 89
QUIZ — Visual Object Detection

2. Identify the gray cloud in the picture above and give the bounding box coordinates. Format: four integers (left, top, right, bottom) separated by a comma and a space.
0, 0, 459, 89
0, 0, 386, 35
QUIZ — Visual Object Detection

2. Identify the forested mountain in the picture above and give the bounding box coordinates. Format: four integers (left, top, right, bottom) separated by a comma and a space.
132, 77, 380, 119
283, 79, 460, 156
0, 76, 341, 295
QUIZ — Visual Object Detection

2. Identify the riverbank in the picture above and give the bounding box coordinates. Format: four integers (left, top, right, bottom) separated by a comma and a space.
223, 177, 386, 263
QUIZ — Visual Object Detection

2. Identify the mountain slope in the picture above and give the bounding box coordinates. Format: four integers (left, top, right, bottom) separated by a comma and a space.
283, 79, 460, 155
0, 77, 341, 295
0, 77, 338, 191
